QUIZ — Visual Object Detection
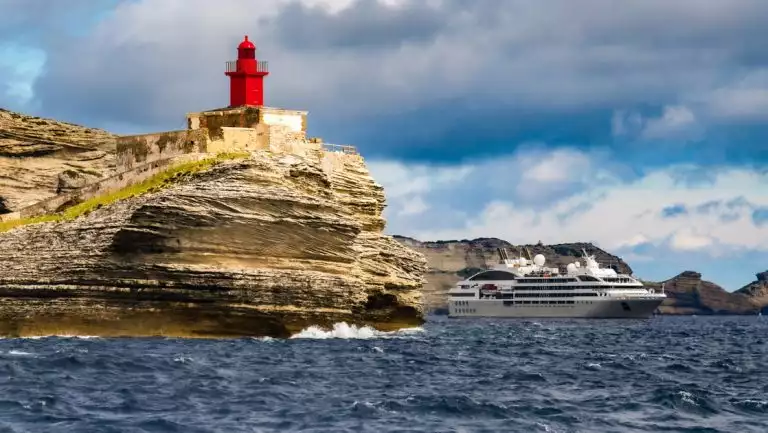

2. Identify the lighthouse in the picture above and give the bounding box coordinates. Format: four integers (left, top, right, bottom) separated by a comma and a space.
225, 36, 269, 107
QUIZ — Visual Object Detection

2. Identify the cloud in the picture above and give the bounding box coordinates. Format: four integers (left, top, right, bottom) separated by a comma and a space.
612, 105, 700, 141
641, 105, 699, 139
4, 0, 768, 289
0, 44, 46, 109
661, 204, 688, 218
1, 0, 763, 165
670, 229, 713, 251
753, 207, 768, 226
374, 149, 768, 254
397, 195, 429, 216
372, 149, 768, 287
700, 70, 768, 123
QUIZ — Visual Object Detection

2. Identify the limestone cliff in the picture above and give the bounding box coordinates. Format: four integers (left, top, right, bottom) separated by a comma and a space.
0, 108, 115, 212
645, 271, 760, 315
394, 236, 632, 311
0, 152, 426, 338
735, 271, 768, 314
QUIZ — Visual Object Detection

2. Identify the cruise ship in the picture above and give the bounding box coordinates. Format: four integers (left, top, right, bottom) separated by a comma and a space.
448, 248, 666, 318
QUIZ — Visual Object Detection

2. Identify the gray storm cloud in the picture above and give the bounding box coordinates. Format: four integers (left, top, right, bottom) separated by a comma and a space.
0, 0, 764, 162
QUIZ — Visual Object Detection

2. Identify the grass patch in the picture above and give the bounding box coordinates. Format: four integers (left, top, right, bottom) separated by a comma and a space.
0, 152, 249, 233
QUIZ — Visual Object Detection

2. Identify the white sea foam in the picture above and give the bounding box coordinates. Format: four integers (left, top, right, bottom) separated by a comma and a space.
678, 390, 697, 405
289, 322, 425, 339
173, 355, 193, 363
9, 335, 101, 340
7, 350, 34, 356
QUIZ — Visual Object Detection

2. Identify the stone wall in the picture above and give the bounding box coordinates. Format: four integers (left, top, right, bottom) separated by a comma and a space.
3, 154, 207, 220
269, 125, 321, 158
261, 109, 306, 133
187, 106, 307, 136
208, 125, 269, 154
116, 129, 208, 172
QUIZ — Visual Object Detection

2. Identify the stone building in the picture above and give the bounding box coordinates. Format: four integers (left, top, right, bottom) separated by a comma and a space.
115, 35, 351, 173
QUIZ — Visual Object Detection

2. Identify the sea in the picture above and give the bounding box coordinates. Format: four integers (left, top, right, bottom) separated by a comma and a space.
0, 316, 765, 433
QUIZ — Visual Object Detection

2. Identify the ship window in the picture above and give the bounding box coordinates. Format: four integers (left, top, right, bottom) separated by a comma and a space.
578, 275, 600, 282
469, 270, 517, 281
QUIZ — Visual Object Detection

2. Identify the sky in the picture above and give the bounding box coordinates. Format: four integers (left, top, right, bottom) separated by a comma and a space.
1, 0, 767, 290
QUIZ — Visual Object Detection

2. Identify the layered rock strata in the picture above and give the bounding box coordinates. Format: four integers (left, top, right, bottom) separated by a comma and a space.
0, 109, 115, 212
645, 271, 761, 315
735, 271, 768, 314
0, 152, 426, 338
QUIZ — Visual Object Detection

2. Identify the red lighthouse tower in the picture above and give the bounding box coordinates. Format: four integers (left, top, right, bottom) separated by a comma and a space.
225, 36, 269, 107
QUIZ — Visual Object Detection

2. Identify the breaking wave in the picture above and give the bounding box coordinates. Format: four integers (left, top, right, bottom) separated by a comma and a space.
290, 322, 425, 339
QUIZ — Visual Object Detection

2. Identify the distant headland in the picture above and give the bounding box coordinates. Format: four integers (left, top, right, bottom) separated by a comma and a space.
394, 236, 768, 315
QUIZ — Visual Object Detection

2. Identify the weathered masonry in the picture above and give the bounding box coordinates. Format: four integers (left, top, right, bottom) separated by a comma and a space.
115, 35, 349, 173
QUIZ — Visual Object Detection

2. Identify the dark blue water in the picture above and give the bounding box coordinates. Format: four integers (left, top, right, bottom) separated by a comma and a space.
0, 316, 766, 433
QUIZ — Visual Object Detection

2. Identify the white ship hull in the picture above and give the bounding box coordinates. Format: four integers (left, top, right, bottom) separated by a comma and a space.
449, 297, 664, 319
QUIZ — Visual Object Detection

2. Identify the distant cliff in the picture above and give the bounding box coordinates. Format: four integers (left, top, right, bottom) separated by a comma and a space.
394, 236, 632, 311
0, 108, 115, 212
644, 271, 761, 315
394, 236, 768, 315
736, 271, 768, 314
0, 151, 426, 338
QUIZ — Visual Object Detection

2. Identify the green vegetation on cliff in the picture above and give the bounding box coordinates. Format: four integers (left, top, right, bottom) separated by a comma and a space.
0, 152, 249, 233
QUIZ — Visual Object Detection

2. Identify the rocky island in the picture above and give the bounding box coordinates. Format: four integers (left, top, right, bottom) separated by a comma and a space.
395, 236, 768, 315
0, 38, 426, 338
0, 144, 425, 338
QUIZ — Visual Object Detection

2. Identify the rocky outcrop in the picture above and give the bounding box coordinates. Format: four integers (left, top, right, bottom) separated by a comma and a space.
394, 236, 632, 311
644, 271, 760, 315
0, 152, 426, 338
0, 108, 115, 212
735, 271, 768, 313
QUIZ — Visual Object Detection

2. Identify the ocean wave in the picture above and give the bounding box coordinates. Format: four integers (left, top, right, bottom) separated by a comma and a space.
0, 316, 762, 432
1, 335, 101, 340
289, 322, 425, 340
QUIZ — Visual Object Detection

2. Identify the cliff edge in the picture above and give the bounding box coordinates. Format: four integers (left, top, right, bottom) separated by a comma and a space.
645, 271, 761, 315
0, 151, 426, 337
0, 108, 116, 213
735, 271, 768, 314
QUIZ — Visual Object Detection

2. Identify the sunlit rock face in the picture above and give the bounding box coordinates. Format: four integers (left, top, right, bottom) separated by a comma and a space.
0, 151, 426, 338
735, 271, 768, 314
649, 271, 761, 315
0, 108, 116, 212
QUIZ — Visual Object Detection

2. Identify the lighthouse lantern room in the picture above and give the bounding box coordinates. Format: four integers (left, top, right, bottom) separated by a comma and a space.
225, 36, 269, 107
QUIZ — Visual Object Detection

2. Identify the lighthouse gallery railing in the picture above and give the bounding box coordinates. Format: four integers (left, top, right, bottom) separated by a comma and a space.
225, 60, 269, 73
